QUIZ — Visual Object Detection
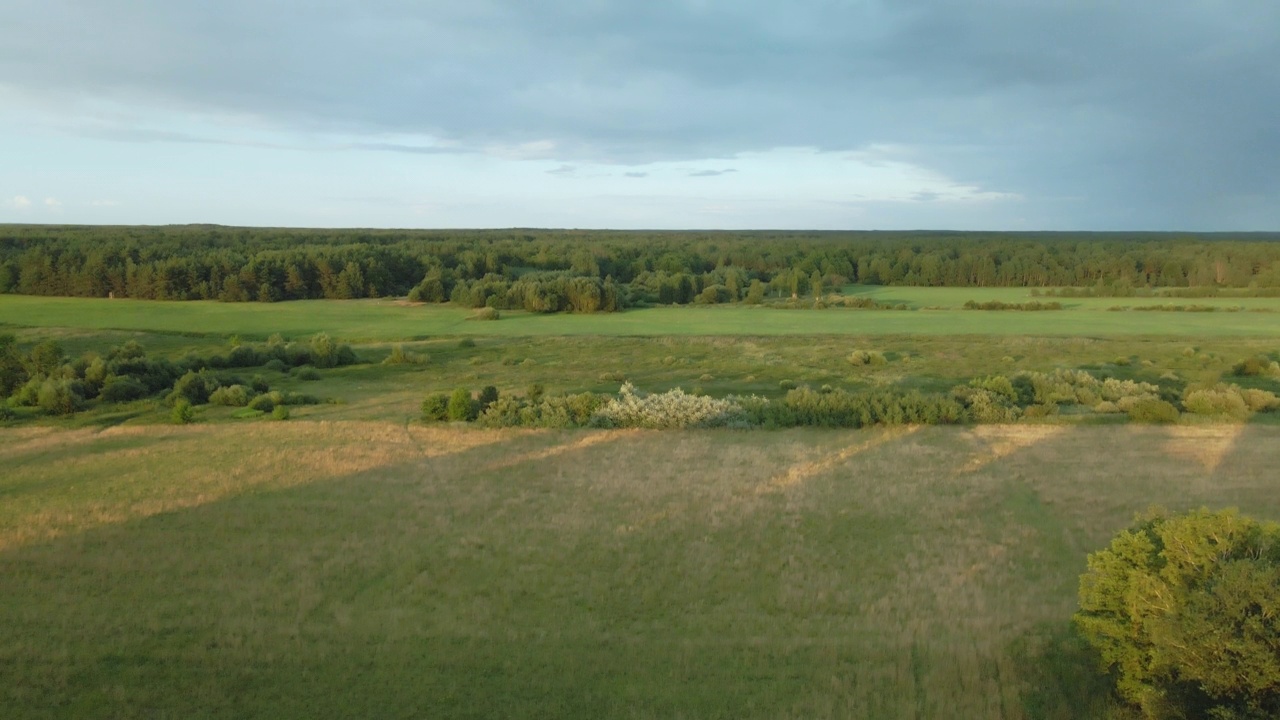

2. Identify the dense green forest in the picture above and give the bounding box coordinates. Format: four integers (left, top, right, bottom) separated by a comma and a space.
3, 225, 1280, 312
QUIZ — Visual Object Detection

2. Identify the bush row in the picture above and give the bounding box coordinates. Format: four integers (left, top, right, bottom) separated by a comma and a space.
424, 383, 966, 430
1, 334, 347, 416
420, 368, 1280, 431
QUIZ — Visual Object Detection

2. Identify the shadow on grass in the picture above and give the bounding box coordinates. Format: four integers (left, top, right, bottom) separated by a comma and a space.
1013, 622, 1128, 720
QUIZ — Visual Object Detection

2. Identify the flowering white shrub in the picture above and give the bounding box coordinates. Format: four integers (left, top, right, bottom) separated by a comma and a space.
591, 383, 749, 429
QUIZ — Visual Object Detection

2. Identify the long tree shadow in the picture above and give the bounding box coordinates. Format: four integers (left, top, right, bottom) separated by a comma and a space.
1012, 622, 1127, 719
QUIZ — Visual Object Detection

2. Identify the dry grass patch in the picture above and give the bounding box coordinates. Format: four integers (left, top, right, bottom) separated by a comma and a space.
0, 422, 510, 551
1162, 423, 1247, 473
484, 429, 642, 472
958, 424, 1068, 474
755, 425, 921, 494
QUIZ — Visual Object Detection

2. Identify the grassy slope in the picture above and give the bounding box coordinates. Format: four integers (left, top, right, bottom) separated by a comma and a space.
2, 423, 1278, 718
3, 290, 1280, 340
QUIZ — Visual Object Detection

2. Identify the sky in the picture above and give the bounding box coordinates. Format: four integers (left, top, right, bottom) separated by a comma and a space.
1, 1, 1277, 230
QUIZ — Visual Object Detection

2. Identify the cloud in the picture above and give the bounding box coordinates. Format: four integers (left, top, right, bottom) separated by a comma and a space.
6, 195, 31, 209
623, 171, 648, 178
0, 1, 1277, 227
89, 199, 119, 207
546, 164, 576, 176
348, 141, 470, 155
44, 197, 61, 209
687, 168, 737, 178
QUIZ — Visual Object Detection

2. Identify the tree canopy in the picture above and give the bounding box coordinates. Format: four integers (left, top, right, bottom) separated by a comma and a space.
1076, 508, 1280, 719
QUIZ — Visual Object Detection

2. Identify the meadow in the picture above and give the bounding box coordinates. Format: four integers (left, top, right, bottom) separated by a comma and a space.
2, 288, 1279, 341
3, 422, 1278, 718
2, 286, 1279, 718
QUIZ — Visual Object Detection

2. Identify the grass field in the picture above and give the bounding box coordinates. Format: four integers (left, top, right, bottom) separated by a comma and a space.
2, 422, 1278, 718
3, 289, 1279, 718
3, 290, 1279, 341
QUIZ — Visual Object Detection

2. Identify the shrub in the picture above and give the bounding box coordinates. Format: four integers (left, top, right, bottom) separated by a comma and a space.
447, 387, 476, 421
1182, 384, 1252, 419
38, 378, 84, 416
0, 334, 26, 397
10, 377, 42, 407
591, 383, 749, 429
248, 392, 278, 413
291, 366, 320, 381
83, 356, 109, 389
382, 345, 427, 365
309, 333, 340, 368
1240, 387, 1280, 413
171, 398, 195, 425
250, 375, 270, 393
99, 375, 150, 403
1125, 398, 1180, 423
953, 386, 1020, 423
598, 370, 626, 383
208, 384, 253, 407
264, 358, 287, 373
166, 370, 216, 406
1231, 355, 1271, 377
468, 307, 500, 321
779, 379, 797, 390
280, 391, 320, 406
227, 344, 264, 368
1021, 403, 1059, 419
520, 392, 606, 428
457, 338, 477, 349
421, 393, 449, 421
476, 395, 525, 428
308, 333, 358, 368
23, 339, 64, 378
478, 385, 499, 411
1076, 508, 1280, 719
782, 387, 965, 428
526, 383, 546, 403
969, 375, 1018, 403
847, 350, 887, 366
271, 405, 290, 421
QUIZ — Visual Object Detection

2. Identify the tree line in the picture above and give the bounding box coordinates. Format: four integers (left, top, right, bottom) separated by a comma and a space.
3, 225, 1280, 312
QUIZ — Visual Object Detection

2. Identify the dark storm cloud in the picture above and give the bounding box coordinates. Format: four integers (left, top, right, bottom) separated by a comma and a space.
2, 0, 1277, 227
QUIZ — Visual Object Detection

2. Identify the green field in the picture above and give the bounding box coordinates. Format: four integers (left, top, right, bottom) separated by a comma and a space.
2, 290, 1279, 341
3, 286, 1280, 718
3, 422, 1278, 718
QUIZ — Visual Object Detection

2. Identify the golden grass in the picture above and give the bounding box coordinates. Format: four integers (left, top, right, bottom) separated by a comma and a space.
754, 425, 921, 495
0, 426, 107, 463
483, 429, 642, 472
1163, 424, 1247, 474
958, 424, 1068, 474
0, 422, 510, 552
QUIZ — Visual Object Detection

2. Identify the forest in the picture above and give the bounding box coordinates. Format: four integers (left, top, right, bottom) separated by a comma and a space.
2, 225, 1280, 312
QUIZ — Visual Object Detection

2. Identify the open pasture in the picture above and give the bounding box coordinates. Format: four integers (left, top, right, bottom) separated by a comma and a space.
2, 290, 1279, 341
3, 422, 1279, 718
